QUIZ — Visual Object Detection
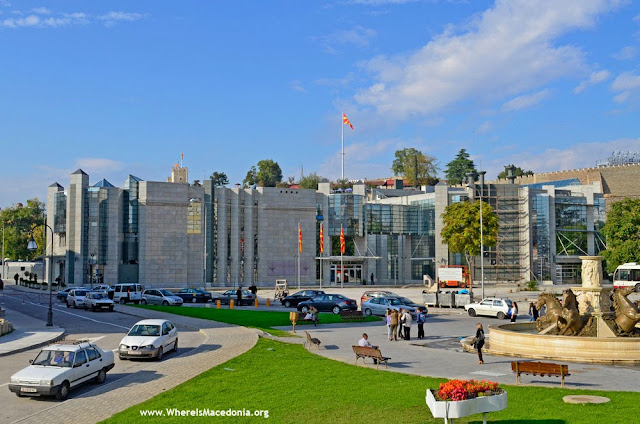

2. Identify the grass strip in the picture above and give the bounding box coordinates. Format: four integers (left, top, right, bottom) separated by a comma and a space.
135, 305, 380, 336
103, 338, 638, 424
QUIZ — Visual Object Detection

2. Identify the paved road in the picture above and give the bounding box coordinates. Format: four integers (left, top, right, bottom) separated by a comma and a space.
0, 288, 206, 424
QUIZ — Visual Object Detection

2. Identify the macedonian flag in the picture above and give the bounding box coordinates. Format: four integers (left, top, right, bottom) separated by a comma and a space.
319, 223, 324, 254
340, 225, 345, 254
342, 113, 353, 130
298, 223, 303, 253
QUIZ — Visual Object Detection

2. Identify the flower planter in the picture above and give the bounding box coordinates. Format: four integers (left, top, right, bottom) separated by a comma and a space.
426, 388, 507, 423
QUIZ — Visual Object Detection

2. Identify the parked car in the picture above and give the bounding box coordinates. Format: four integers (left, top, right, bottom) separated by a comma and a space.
362, 297, 420, 317
464, 297, 513, 319
83, 292, 115, 311
216, 289, 257, 306
297, 294, 358, 314
395, 296, 428, 314
280, 290, 326, 308
93, 284, 115, 298
119, 319, 178, 361
66, 289, 90, 308
113, 283, 144, 304
175, 288, 212, 303
141, 289, 183, 306
56, 287, 89, 302
8, 341, 115, 400
360, 290, 399, 305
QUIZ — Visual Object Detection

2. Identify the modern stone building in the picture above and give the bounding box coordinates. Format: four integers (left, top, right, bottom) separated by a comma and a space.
46, 165, 614, 288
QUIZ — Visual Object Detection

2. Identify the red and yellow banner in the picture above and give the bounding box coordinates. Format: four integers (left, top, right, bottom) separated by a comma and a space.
298, 223, 303, 253
340, 225, 345, 254
319, 223, 324, 254
342, 113, 353, 130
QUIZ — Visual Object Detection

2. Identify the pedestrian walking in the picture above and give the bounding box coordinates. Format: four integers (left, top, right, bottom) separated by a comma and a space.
385, 308, 392, 340
249, 283, 257, 295
529, 302, 538, 322
416, 310, 427, 339
310, 306, 319, 327
389, 309, 398, 341
402, 310, 413, 340
14, 273, 19, 285
236, 286, 243, 306
474, 323, 485, 364
510, 301, 518, 322
397, 308, 404, 339
370, 273, 375, 285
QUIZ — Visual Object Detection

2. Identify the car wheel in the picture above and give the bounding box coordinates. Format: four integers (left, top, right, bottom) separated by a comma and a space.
172, 338, 178, 352
162, 300, 169, 306
439, 282, 446, 288
55, 381, 70, 401
364, 308, 372, 316
95, 368, 107, 384
15, 391, 22, 397
284, 300, 291, 308
141, 299, 147, 305
332, 306, 341, 314
192, 298, 197, 303
66, 301, 70, 308
156, 347, 164, 361
467, 308, 477, 317
635, 283, 640, 293
92, 306, 97, 312
497, 311, 506, 320
300, 306, 309, 313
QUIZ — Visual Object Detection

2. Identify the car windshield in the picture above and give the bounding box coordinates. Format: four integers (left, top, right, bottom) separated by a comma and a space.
128, 324, 161, 337
397, 297, 416, 305
388, 299, 404, 306
32, 349, 75, 368
75, 290, 88, 296
91, 293, 106, 299
159, 290, 174, 296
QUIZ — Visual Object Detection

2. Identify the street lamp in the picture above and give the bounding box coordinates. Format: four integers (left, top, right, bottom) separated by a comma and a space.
89, 253, 96, 289
27, 223, 54, 327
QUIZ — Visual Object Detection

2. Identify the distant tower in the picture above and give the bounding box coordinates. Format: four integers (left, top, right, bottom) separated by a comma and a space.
167, 163, 188, 183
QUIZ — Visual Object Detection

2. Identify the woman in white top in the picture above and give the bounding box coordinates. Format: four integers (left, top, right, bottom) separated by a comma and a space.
402, 310, 413, 340
510, 302, 518, 323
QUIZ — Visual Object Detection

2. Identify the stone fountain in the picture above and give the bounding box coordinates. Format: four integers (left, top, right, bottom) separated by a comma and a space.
462, 256, 640, 364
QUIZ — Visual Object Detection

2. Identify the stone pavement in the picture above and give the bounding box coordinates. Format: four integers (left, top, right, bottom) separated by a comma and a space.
13, 305, 258, 424
0, 307, 65, 357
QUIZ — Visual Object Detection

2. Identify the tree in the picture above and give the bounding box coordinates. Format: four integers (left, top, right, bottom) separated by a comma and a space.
497, 165, 534, 180
0, 199, 46, 261
256, 159, 283, 187
209, 172, 229, 186
298, 172, 324, 190
444, 149, 477, 186
242, 166, 258, 188
391, 148, 439, 187
601, 198, 640, 273
440, 200, 499, 291
335, 179, 353, 190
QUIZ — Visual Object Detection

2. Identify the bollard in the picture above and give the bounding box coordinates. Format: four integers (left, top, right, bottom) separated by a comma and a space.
230, 299, 234, 309
216, 299, 221, 309
266, 298, 271, 307
254, 298, 259, 307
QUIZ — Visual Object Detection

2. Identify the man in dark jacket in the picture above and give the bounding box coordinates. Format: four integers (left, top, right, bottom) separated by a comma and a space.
236, 286, 243, 306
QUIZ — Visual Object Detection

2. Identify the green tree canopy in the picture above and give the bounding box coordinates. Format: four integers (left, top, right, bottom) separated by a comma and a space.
209, 171, 229, 186
298, 172, 324, 190
391, 148, 439, 187
334, 179, 353, 190
1, 199, 46, 262
601, 198, 640, 273
497, 165, 534, 180
244, 159, 283, 188
444, 149, 477, 186
242, 166, 258, 188
440, 200, 499, 290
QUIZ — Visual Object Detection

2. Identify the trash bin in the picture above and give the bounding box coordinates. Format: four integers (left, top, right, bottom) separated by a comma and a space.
439, 291, 455, 308
454, 292, 474, 308
422, 290, 438, 307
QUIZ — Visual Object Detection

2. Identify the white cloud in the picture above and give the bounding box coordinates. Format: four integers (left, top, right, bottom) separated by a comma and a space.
612, 46, 636, 60
574, 70, 611, 93
75, 158, 125, 174
349, 0, 419, 4
501, 89, 551, 112
611, 71, 640, 103
290, 80, 306, 93
0, 8, 139, 29
31, 7, 50, 15
475, 121, 493, 134
98, 11, 143, 27
355, 0, 623, 120
314, 25, 376, 54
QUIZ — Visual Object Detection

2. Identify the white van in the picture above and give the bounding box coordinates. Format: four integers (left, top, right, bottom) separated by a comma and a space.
612, 263, 640, 292
113, 284, 144, 304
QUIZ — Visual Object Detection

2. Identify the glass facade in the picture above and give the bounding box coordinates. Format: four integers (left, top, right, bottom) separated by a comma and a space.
555, 193, 588, 256
531, 191, 551, 280
328, 194, 364, 236
187, 201, 202, 234
594, 195, 606, 254
53, 192, 67, 233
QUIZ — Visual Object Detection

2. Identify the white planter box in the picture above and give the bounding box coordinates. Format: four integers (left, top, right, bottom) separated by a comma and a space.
426, 388, 507, 420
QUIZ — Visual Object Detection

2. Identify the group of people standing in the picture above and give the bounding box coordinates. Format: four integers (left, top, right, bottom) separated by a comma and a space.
384, 308, 427, 341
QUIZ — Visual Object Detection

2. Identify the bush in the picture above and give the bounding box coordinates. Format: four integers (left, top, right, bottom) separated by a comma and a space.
526, 280, 538, 291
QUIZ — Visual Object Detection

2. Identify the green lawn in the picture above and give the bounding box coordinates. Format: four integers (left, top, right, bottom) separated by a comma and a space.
103, 338, 637, 424
135, 305, 380, 336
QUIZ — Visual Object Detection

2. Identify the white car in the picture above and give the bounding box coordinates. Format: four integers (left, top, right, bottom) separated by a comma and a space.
8, 341, 115, 400
119, 319, 178, 361
464, 297, 513, 319
83, 292, 115, 311
66, 289, 90, 308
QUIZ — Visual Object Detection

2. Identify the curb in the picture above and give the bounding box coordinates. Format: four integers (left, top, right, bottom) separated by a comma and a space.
0, 329, 67, 357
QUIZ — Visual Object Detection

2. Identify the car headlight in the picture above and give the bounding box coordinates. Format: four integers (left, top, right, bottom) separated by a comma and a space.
10, 377, 19, 384
40, 379, 53, 386
120, 344, 128, 350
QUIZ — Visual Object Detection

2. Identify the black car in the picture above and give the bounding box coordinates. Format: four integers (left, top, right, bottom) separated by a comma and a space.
280, 290, 326, 308
297, 294, 358, 314
175, 288, 212, 303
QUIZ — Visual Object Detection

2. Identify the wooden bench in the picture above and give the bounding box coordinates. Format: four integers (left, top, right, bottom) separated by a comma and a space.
340, 310, 366, 321
303, 331, 321, 349
511, 361, 570, 387
352, 345, 390, 369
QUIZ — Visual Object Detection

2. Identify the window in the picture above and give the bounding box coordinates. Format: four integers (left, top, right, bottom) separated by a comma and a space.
74, 351, 87, 367
187, 201, 202, 234
493, 300, 502, 307
86, 347, 100, 361
481, 300, 492, 306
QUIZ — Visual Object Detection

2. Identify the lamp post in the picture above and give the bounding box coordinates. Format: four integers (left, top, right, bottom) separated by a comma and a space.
478, 171, 485, 300
89, 253, 96, 289
27, 222, 54, 327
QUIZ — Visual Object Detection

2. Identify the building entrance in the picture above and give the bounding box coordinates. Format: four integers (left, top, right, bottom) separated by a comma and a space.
330, 263, 362, 284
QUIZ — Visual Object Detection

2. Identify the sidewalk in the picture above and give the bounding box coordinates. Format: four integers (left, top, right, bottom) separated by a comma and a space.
0, 307, 65, 357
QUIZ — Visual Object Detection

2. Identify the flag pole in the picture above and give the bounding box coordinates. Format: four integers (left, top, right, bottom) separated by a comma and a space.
340, 224, 344, 289
341, 112, 344, 181
298, 222, 301, 289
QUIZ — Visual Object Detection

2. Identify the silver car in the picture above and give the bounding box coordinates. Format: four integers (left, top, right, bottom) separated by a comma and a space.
362, 297, 419, 318
141, 289, 184, 306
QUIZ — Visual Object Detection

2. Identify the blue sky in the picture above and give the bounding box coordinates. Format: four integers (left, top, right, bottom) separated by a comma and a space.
2, 0, 640, 207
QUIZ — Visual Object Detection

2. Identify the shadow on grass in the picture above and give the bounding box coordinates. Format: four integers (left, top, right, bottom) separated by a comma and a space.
474, 421, 564, 424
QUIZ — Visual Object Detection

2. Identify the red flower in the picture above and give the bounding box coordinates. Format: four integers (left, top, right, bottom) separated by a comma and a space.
437, 379, 499, 401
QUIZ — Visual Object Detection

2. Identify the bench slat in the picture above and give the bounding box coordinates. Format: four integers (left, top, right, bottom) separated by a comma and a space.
511, 361, 570, 387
